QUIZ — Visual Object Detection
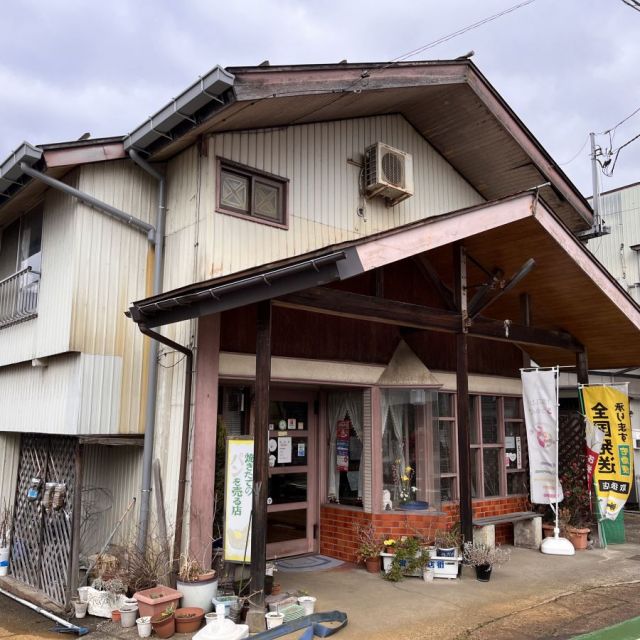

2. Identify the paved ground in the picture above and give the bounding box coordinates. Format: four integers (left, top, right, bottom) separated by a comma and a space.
3, 530, 640, 639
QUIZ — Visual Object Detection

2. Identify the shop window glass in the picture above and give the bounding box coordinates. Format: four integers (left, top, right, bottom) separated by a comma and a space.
481, 396, 499, 443
483, 448, 501, 497
380, 388, 439, 511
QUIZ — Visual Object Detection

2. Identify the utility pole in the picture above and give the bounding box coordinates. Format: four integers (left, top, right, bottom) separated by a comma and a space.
577, 133, 610, 240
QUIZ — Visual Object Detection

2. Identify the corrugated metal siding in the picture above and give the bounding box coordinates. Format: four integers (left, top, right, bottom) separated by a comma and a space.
589, 184, 640, 303
71, 161, 157, 434
81, 444, 142, 556
164, 114, 483, 289
0, 183, 76, 367
363, 388, 372, 513
0, 432, 20, 507
0, 354, 79, 434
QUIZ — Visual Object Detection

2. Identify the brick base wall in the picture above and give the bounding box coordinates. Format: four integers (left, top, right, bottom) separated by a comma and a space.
320, 496, 528, 563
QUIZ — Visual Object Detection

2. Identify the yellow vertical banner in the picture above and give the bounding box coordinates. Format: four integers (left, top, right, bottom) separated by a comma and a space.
224, 438, 254, 562
580, 385, 633, 520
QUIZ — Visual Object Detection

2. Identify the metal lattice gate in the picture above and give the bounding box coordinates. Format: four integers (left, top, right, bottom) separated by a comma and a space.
11, 435, 77, 607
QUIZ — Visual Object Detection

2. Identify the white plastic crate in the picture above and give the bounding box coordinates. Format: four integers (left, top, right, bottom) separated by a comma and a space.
427, 556, 461, 579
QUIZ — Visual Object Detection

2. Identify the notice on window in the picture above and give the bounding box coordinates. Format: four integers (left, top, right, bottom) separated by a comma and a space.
224, 438, 254, 563
278, 436, 292, 464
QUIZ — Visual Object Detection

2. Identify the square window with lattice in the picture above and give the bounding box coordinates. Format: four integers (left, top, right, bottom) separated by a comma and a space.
217, 159, 287, 226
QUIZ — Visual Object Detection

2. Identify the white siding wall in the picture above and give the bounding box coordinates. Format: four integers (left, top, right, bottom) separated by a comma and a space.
589, 184, 640, 304
164, 114, 483, 290
81, 444, 142, 556
0, 432, 20, 508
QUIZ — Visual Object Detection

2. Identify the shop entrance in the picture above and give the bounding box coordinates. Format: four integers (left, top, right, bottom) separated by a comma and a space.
266, 389, 318, 558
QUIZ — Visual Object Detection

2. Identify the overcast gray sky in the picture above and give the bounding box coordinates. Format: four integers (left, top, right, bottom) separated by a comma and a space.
1, 0, 639, 197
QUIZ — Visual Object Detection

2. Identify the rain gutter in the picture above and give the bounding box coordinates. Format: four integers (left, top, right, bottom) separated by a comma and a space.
0, 142, 42, 198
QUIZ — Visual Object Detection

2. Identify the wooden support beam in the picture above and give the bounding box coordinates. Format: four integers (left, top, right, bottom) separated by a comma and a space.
454, 244, 473, 544
276, 287, 583, 352
520, 293, 532, 369
412, 254, 457, 310
250, 300, 272, 605
68, 441, 83, 604
576, 350, 589, 385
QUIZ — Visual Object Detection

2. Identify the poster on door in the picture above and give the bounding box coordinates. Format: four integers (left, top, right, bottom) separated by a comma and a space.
224, 438, 254, 562
336, 419, 350, 472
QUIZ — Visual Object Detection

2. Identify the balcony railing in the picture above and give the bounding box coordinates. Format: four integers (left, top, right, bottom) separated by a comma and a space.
0, 267, 40, 329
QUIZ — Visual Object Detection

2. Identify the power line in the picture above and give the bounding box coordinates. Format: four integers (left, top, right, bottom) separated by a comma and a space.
621, 0, 640, 12
558, 135, 589, 166
601, 104, 640, 135
600, 131, 640, 177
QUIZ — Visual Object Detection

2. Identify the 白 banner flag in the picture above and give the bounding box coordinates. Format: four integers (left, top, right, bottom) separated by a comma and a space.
521, 369, 563, 504
224, 438, 254, 562
580, 385, 633, 520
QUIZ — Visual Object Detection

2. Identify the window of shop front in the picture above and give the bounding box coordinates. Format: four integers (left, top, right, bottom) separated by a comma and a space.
327, 391, 364, 507
437, 393, 457, 502
380, 388, 440, 511
469, 395, 528, 499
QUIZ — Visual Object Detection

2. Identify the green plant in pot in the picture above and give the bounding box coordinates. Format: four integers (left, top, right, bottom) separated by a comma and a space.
384, 536, 430, 582
463, 542, 510, 582
435, 525, 461, 558
176, 553, 218, 613
151, 605, 176, 639
354, 523, 381, 573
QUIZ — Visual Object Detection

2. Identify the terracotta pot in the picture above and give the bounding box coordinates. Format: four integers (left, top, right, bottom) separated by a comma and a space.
174, 607, 204, 633
542, 523, 555, 538
111, 610, 122, 623
365, 557, 380, 573
566, 526, 590, 550
150, 613, 175, 638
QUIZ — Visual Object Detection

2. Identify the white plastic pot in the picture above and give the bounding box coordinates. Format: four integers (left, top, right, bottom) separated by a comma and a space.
77, 586, 90, 603
120, 606, 138, 628
177, 577, 218, 613
0, 546, 9, 577
297, 596, 316, 615
265, 612, 284, 629
136, 616, 152, 638
73, 601, 88, 618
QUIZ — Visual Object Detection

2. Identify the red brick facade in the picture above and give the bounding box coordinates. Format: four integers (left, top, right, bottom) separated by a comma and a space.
320, 496, 529, 563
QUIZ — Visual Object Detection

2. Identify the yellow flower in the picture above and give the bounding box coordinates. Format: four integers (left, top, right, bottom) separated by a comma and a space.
402, 475, 409, 482
383, 538, 396, 546
405, 466, 413, 473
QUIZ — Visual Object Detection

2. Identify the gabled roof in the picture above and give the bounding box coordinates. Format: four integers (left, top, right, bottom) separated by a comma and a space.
1, 60, 592, 234
129, 191, 640, 370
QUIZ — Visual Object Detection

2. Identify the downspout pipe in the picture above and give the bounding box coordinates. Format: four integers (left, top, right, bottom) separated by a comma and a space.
138, 324, 192, 572
128, 149, 167, 551
19, 162, 155, 242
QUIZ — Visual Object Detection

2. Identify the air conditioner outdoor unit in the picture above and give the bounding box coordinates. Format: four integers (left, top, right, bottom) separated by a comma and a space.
635, 438, 640, 449
364, 142, 414, 205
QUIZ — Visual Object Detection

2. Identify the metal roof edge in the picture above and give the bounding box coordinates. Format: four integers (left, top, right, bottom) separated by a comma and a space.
0, 141, 42, 197
123, 65, 235, 153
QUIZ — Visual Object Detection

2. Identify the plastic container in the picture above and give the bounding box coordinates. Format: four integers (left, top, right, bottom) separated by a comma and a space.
120, 605, 139, 628
297, 596, 316, 615
177, 577, 218, 613
77, 586, 90, 603
0, 546, 9, 577
211, 595, 238, 617
134, 585, 182, 618
73, 601, 88, 618
265, 612, 284, 629
136, 616, 152, 638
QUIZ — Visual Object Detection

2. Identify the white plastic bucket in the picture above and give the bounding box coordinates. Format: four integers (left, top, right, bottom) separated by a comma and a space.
73, 601, 88, 618
265, 612, 284, 629
136, 617, 152, 638
77, 586, 90, 603
297, 596, 316, 615
0, 546, 9, 577
120, 606, 138, 628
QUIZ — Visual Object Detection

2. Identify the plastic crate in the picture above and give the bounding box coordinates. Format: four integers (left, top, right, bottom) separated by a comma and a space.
601, 510, 625, 544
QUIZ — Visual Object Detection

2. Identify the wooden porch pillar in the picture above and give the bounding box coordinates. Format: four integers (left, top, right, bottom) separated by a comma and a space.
190, 313, 220, 567
520, 293, 532, 369
576, 350, 589, 385
250, 300, 272, 604
454, 244, 473, 543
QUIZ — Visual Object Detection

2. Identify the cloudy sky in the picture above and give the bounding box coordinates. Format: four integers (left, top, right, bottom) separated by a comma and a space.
1, 0, 639, 197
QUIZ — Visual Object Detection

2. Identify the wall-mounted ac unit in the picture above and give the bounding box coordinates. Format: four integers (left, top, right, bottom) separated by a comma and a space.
364, 142, 414, 206
635, 438, 640, 449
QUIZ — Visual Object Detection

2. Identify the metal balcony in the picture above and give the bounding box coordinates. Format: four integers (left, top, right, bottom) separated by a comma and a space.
0, 266, 40, 329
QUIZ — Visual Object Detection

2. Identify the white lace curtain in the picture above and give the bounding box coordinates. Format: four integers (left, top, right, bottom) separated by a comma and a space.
382, 389, 407, 472
327, 391, 364, 500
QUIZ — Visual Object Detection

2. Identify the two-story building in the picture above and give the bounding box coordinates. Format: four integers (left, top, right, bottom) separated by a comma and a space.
2, 59, 640, 608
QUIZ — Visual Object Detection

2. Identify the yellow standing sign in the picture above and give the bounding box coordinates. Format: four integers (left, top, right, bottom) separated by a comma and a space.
580, 385, 633, 520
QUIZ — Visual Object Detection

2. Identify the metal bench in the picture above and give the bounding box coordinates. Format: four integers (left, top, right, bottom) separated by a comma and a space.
472, 511, 542, 549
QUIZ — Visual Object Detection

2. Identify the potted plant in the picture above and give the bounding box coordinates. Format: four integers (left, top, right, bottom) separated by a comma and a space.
0, 501, 12, 577
176, 553, 218, 612
174, 607, 205, 633
151, 605, 176, 638
87, 577, 128, 618
560, 457, 592, 550
463, 542, 510, 582
382, 536, 430, 582
354, 523, 381, 573
382, 538, 397, 554
134, 584, 182, 619
435, 527, 461, 558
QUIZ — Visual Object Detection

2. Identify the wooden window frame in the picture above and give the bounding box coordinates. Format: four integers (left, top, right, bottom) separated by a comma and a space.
216, 158, 288, 229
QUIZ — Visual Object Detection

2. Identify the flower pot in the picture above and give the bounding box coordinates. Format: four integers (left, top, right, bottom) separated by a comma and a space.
136, 617, 152, 638
542, 523, 555, 538
176, 577, 218, 613
151, 612, 175, 639
437, 547, 456, 558
77, 586, 90, 603
73, 601, 88, 618
423, 568, 435, 582
566, 526, 590, 550
265, 612, 284, 629
298, 596, 316, 615
0, 546, 9, 577
365, 557, 380, 573
112, 610, 122, 623
134, 586, 182, 619
120, 606, 139, 628
174, 607, 204, 633
475, 564, 492, 582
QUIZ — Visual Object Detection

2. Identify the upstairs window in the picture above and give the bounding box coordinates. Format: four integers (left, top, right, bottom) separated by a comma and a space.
217, 159, 287, 227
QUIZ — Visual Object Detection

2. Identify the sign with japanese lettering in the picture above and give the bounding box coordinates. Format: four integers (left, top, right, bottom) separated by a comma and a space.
522, 368, 563, 504
580, 385, 633, 520
224, 438, 254, 562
